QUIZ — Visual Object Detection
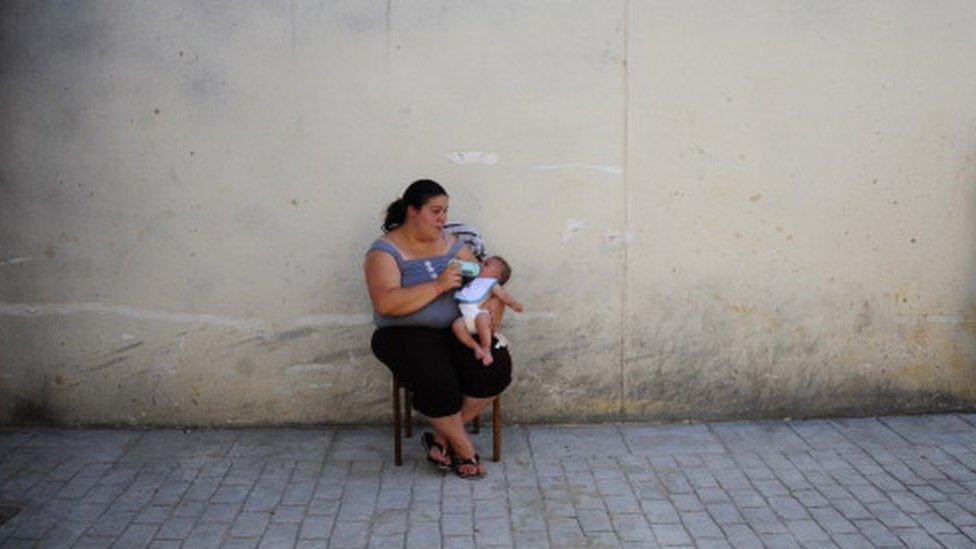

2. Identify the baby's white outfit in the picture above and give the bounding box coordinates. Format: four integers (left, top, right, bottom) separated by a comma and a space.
454, 277, 498, 333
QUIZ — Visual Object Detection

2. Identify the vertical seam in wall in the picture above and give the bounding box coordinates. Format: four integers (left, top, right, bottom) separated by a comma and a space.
620, 0, 630, 419
385, 0, 393, 70
290, 0, 297, 62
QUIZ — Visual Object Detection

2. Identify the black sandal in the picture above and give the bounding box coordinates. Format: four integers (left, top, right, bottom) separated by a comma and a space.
451, 453, 485, 479
421, 432, 451, 471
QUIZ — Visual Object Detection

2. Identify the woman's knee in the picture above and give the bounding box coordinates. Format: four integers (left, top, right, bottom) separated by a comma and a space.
371, 327, 471, 416
370, 329, 391, 365
460, 360, 511, 399
415, 390, 463, 418
485, 344, 513, 385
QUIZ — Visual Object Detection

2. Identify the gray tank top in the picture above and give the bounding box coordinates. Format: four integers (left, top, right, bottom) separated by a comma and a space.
367, 237, 465, 328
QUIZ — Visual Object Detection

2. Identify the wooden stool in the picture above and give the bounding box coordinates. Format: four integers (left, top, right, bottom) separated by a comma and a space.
393, 374, 501, 466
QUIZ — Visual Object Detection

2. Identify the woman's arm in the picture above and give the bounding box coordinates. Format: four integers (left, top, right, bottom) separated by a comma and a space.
364, 250, 461, 316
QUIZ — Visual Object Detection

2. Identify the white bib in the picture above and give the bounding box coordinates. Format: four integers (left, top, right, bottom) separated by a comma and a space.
454, 277, 498, 303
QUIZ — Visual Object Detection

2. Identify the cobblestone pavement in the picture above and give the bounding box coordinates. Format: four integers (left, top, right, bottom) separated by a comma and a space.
2, 414, 976, 548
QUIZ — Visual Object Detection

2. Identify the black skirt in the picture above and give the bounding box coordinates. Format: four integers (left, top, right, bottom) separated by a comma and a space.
371, 326, 512, 418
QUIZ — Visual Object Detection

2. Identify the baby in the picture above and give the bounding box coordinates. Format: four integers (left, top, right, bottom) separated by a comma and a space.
452, 256, 524, 366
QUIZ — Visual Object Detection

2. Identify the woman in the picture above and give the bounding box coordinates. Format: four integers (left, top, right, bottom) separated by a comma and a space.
364, 179, 512, 478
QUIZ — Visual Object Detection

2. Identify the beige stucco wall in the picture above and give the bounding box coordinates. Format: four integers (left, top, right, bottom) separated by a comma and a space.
1, 1, 974, 425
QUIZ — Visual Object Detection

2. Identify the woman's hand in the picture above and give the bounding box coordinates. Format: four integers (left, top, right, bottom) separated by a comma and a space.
434, 261, 462, 295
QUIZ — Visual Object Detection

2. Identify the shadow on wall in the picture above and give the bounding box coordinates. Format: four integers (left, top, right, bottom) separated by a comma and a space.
960, 153, 976, 400
8, 373, 56, 425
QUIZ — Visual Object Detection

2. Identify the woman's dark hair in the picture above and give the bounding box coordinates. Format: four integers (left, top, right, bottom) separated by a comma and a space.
382, 179, 448, 232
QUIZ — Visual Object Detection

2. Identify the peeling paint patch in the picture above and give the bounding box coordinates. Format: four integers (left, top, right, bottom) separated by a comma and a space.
925, 315, 965, 324
0, 302, 263, 329
274, 327, 316, 342
289, 314, 372, 327
0, 257, 32, 265
313, 349, 368, 364
449, 151, 498, 165
534, 164, 623, 175
1, 303, 378, 331
286, 363, 340, 373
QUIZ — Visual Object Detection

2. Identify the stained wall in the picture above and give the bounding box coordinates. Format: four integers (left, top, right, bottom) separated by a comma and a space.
1, 1, 973, 425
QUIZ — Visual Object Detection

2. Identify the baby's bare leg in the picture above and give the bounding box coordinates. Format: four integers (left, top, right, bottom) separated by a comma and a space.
452, 318, 478, 352
483, 295, 505, 330
474, 313, 494, 366
453, 317, 488, 363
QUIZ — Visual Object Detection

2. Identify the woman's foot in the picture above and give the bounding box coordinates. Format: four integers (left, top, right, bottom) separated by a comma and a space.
451, 451, 486, 479
421, 432, 451, 470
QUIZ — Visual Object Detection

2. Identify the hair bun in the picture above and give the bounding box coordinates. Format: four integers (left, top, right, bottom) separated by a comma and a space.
381, 180, 448, 233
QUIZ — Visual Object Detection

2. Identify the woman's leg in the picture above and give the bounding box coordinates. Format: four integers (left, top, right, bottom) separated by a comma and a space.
372, 327, 465, 468
460, 395, 494, 424
427, 397, 491, 472
428, 397, 491, 474
447, 333, 511, 475
450, 333, 512, 416
428, 413, 474, 457
428, 413, 484, 475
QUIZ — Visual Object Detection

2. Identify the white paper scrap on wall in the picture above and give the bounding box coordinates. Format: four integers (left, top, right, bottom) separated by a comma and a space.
449, 151, 498, 166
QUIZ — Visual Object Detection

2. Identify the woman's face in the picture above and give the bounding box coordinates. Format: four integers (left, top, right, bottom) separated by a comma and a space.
407, 195, 449, 239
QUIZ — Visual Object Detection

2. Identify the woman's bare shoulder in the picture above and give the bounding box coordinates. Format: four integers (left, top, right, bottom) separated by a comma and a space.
364, 249, 399, 286
369, 232, 406, 257
365, 247, 397, 264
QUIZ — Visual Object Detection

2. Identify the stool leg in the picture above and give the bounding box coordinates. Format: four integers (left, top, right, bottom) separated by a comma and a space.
492, 397, 501, 462
393, 376, 402, 466
404, 390, 413, 438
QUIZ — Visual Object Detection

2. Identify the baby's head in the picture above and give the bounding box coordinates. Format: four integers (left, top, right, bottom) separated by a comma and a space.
481, 256, 512, 285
